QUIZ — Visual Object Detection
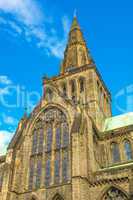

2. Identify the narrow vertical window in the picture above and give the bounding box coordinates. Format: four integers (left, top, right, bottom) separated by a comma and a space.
45, 154, 51, 186
62, 83, 67, 97
124, 140, 132, 160
111, 143, 120, 163
29, 159, 34, 190
71, 80, 76, 94
70, 80, 77, 104
54, 152, 60, 184
32, 131, 38, 154
55, 126, 61, 149
62, 151, 69, 182
36, 159, 42, 188
62, 123, 69, 148
79, 78, 85, 93
38, 128, 44, 153
46, 125, 53, 152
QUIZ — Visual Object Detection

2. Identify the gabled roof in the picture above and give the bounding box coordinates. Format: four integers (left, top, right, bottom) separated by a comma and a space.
103, 112, 133, 132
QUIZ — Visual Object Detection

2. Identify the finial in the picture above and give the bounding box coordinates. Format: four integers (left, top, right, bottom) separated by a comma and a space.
73, 9, 77, 18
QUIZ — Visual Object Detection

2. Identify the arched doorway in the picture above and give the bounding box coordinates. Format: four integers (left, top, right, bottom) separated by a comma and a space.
101, 186, 129, 200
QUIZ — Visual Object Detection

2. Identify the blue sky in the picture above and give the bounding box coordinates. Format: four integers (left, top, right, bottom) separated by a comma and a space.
0, 0, 133, 154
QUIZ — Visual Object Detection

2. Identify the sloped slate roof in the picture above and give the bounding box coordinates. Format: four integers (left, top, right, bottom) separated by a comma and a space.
103, 112, 133, 132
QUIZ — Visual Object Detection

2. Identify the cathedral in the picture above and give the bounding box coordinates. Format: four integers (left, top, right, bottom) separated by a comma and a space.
0, 16, 133, 200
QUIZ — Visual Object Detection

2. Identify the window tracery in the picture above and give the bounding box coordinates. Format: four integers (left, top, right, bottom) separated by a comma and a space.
29, 107, 70, 189
102, 187, 128, 200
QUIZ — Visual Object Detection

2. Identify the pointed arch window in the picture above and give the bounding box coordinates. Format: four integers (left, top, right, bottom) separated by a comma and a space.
52, 194, 64, 200
102, 186, 129, 200
111, 142, 120, 163
30, 107, 70, 189
124, 140, 132, 161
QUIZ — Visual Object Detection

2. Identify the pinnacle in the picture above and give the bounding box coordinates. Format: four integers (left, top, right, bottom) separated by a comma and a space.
70, 16, 81, 31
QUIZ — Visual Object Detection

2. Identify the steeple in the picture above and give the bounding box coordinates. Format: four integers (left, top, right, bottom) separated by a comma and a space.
61, 16, 94, 74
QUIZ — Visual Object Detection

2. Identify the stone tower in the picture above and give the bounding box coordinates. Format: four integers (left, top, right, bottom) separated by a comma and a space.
0, 16, 133, 200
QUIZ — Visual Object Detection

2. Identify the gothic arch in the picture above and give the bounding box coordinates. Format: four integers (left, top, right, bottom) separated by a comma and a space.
30, 193, 39, 200
28, 103, 72, 137
98, 185, 129, 200
52, 193, 64, 200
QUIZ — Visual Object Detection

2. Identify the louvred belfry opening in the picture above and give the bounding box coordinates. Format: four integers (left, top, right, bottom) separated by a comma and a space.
61, 16, 94, 74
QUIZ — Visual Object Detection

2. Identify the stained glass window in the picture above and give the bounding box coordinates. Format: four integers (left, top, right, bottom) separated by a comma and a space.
29, 159, 34, 190
55, 126, 61, 149
32, 131, 38, 155
36, 159, 42, 188
124, 140, 132, 160
111, 143, 120, 163
54, 152, 60, 183
62, 151, 69, 182
31, 107, 70, 188
38, 128, 44, 153
46, 125, 53, 152
45, 154, 51, 186
62, 123, 69, 148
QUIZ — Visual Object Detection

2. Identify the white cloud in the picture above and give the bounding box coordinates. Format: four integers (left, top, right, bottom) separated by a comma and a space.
0, 130, 14, 155
2, 114, 18, 126
9, 21, 22, 34
0, 0, 43, 26
0, 76, 12, 85
0, 0, 71, 58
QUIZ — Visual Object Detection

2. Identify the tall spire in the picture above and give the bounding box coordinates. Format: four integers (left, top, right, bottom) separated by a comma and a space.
61, 16, 94, 74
